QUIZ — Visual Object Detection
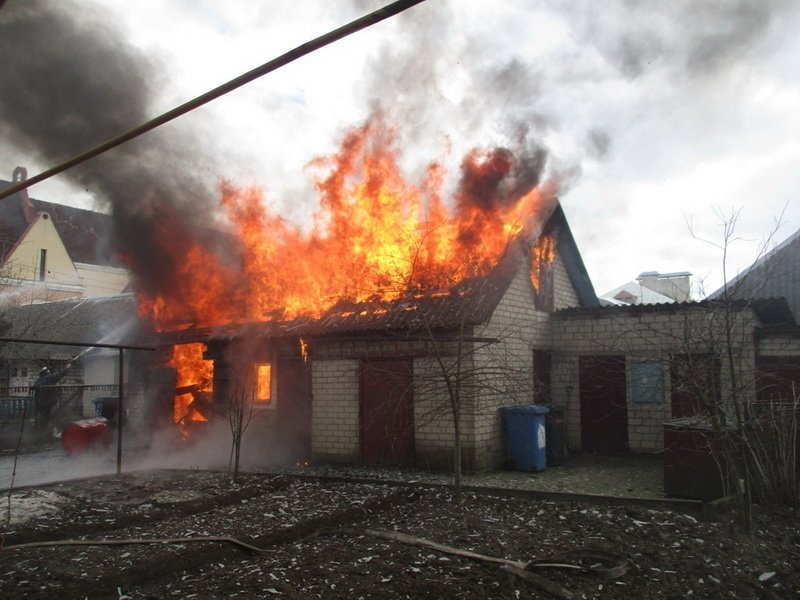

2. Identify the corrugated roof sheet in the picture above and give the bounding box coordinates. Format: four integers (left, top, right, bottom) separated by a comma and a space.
0, 294, 144, 358
555, 296, 797, 328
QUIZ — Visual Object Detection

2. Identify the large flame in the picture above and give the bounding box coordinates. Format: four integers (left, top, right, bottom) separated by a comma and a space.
170, 343, 213, 427
135, 115, 554, 332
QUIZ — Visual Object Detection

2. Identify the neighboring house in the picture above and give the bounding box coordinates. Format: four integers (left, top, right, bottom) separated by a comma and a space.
600, 271, 692, 306
0, 167, 129, 303
710, 227, 800, 322
707, 226, 800, 416
0, 294, 148, 436
550, 298, 798, 454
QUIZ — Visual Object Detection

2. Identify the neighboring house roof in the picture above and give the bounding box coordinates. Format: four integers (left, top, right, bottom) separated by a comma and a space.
0, 178, 122, 268
0, 294, 144, 359
600, 281, 675, 306
710, 227, 800, 321
556, 296, 797, 329
161, 202, 600, 345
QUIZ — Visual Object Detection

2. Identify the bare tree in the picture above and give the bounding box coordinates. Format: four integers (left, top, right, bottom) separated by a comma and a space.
689, 208, 799, 525
579, 209, 798, 530
227, 369, 256, 481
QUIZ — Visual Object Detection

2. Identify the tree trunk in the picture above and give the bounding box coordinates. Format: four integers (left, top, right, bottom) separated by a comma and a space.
452, 401, 462, 496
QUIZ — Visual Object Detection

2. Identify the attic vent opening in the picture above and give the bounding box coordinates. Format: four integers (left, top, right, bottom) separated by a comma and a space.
38, 249, 47, 282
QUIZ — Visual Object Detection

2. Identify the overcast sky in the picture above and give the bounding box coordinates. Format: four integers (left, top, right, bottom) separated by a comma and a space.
1, 0, 798, 298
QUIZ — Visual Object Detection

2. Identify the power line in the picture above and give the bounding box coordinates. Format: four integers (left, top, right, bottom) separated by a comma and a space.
0, 0, 426, 201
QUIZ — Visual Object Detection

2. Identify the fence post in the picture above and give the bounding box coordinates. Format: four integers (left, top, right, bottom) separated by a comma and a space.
117, 348, 124, 476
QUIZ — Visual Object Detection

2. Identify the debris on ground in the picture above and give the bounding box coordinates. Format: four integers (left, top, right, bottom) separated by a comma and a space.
1, 470, 797, 598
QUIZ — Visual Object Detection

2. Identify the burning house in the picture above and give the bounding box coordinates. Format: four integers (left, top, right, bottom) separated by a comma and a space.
119, 115, 800, 472
151, 202, 597, 470
121, 116, 595, 470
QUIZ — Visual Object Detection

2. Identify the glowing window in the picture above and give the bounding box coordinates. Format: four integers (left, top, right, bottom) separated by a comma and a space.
256, 364, 272, 403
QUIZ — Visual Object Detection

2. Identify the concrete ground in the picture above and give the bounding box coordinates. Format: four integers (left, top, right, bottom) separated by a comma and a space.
268, 453, 666, 500
1, 442, 665, 501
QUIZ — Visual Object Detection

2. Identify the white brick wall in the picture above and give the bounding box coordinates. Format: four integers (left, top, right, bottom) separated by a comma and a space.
551, 305, 759, 453
758, 336, 800, 357
311, 359, 359, 462
553, 254, 580, 310
307, 245, 584, 470
463, 249, 577, 469
413, 356, 460, 468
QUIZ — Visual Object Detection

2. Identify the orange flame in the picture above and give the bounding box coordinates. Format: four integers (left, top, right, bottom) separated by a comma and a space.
170, 343, 213, 428
136, 115, 554, 332
531, 235, 556, 292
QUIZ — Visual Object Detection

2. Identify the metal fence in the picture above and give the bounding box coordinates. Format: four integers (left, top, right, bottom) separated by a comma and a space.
0, 384, 119, 422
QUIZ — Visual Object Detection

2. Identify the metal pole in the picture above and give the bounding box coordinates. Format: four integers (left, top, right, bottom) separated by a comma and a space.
117, 348, 124, 476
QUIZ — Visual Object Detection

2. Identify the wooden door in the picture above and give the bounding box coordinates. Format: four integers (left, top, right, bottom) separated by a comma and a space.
360, 359, 414, 466
579, 355, 628, 453
276, 359, 312, 462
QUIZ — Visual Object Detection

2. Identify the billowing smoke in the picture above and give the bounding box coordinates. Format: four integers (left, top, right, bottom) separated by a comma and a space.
456, 135, 547, 214
354, 0, 795, 186
567, 0, 792, 80
0, 0, 795, 299
0, 0, 227, 300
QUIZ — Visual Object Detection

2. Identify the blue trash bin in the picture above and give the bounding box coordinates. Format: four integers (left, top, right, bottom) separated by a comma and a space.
501, 405, 549, 472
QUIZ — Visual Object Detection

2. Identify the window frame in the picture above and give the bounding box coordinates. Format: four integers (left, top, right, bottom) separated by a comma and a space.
629, 360, 665, 405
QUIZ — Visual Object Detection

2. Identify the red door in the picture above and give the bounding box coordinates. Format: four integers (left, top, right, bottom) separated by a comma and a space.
360, 359, 414, 466
276, 359, 312, 462
757, 356, 800, 402
579, 355, 628, 453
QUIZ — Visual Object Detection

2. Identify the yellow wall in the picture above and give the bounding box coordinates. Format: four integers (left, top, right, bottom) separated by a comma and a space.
4, 213, 80, 287
0, 211, 130, 302
75, 263, 129, 297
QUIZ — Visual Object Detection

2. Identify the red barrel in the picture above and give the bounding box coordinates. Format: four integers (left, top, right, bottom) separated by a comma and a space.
61, 417, 111, 454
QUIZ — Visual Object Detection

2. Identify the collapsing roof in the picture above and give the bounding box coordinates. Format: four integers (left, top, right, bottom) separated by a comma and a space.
159, 203, 599, 345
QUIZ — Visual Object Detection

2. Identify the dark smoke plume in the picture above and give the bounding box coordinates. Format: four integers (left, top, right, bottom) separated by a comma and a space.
0, 1, 226, 300
455, 137, 547, 214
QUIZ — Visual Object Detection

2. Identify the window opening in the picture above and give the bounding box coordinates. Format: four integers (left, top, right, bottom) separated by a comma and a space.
255, 363, 272, 403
